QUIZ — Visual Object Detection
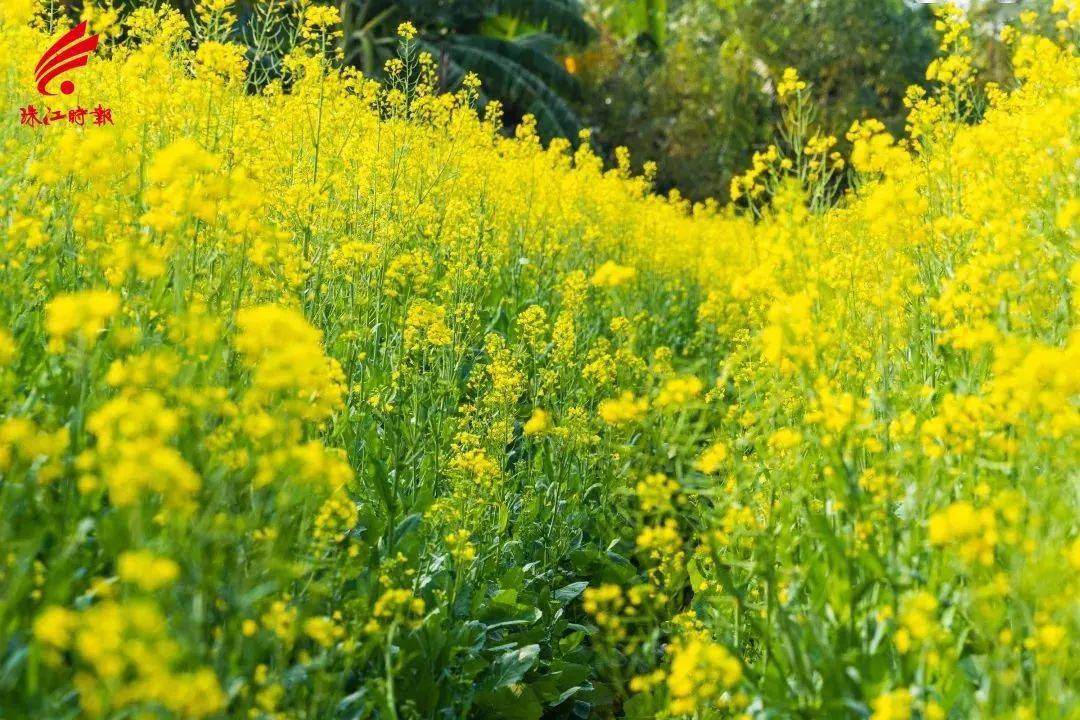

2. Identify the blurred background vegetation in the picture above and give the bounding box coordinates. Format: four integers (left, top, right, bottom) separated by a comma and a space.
578, 0, 938, 201
574, 0, 1038, 201
70, 0, 1042, 200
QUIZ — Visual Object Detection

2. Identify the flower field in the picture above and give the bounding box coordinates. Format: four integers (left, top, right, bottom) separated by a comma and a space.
0, 3, 1078, 719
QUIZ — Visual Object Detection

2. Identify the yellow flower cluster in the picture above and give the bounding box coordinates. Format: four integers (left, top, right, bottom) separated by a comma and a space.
371, 588, 426, 628
590, 260, 637, 288
870, 688, 912, 720
117, 550, 180, 592
0, 416, 68, 482
404, 299, 453, 351
693, 441, 729, 474
666, 637, 743, 716
523, 408, 551, 436
654, 375, 703, 410
444, 529, 476, 564
234, 305, 346, 426
635, 472, 679, 515
45, 290, 120, 351
33, 601, 225, 718
894, 591, 940, 654
80, 391, 202, 510
303, 615, 345, 648
598, 391, 648, 425
583, 584, 627, 642
1, 2, 1078, 717
313, 489, 359, 546
776, 67, 806, 99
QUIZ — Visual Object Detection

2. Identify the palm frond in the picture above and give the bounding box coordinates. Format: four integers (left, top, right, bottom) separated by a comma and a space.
488, 0, 595, 45
446, 34, 582, 99
435, 36, 583, 140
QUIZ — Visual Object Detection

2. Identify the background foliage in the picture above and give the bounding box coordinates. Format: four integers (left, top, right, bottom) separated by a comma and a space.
1, 2, 1078, 719
576, 0, 939, 200
42, 0, 1056, 200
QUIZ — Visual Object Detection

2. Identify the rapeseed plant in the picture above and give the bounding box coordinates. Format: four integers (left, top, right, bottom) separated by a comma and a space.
0, 1, 1077, 718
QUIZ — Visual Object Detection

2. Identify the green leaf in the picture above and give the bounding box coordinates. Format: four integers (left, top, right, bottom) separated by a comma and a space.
392, 513, 422, 544
475, 685, 544, 720
489, 0, 595, 45
553, 581, 588, 604
485, 644, 541, 690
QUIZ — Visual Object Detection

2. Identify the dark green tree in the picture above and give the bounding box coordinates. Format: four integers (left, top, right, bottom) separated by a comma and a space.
342, 1, 596, 138
578, 0, 938, 201
730, 0, 937, 141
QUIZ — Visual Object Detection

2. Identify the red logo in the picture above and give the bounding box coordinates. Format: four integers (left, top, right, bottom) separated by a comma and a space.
19, 22, 112, 128
35, 21, 100, 97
